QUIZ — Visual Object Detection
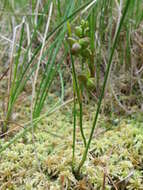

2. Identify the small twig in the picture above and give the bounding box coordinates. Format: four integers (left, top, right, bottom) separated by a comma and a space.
0, 11, 48, 16
102, 170, 106, 190
31, 2, 53, 111
34, 0, 41, 26
0, 120, 24, 137
0, 67, 9, 81
107, 174, 118, 190
25, 22, 31, 62
115, 170, 134, 187
0, 33, 47, 65
81, 0, 98, 14
102, 147, 118, 190
114, 0, 123, 40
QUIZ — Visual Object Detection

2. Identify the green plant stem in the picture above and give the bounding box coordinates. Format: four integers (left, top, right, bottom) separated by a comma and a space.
70, 53, 86, 147
89, 8, 96, 78
79, 58, 86, 147
76, 0, 131, 174
79, 102, 86, 147
72, 93, 76, 169
57, 0, 62, 17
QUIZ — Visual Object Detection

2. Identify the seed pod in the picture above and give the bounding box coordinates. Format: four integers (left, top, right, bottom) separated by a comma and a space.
79, 37, 90, 48
84, 27, 90, 36
67, 37, 77, 47
81, 19, 86, 28
81, 48, 92, 58
86, 77, 96, 90
75, 26, 83, 38
71, 42, 82, 55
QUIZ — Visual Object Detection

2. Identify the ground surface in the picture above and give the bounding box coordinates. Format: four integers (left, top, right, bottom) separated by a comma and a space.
0, 106, 143, 190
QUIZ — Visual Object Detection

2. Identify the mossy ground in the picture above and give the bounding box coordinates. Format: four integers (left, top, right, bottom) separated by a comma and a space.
0, 105, 143, 190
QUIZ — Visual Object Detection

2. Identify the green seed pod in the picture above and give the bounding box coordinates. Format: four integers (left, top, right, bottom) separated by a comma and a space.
86, 77, 96, 90
81, 48, 92, 58
75, 26, 83, 38
71, 42, 82, 55
81, 19, 86, 28
67, 37, 77, 47
81, 20, 89, 30
84, 27, 90, 36
79, 37, 90, 48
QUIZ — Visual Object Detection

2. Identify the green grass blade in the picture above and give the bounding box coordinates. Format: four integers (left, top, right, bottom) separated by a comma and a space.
76, 0, 131, 174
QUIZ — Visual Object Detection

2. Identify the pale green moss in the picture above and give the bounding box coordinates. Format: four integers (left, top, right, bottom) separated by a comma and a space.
0, 110, 143, 189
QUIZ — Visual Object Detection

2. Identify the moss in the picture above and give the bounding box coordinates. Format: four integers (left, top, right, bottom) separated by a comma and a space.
0, 110, 143, 189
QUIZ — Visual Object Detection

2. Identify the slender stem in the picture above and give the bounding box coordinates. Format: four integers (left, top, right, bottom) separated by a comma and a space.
72, 93, 76, 169
76, 0, 131, 174
70, 53, 87, 147
79, 58, 86, 147
70, 53, 81, 103
57, 0, 62, 17
79, 102, 86, 147
89, 8, 96, 78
